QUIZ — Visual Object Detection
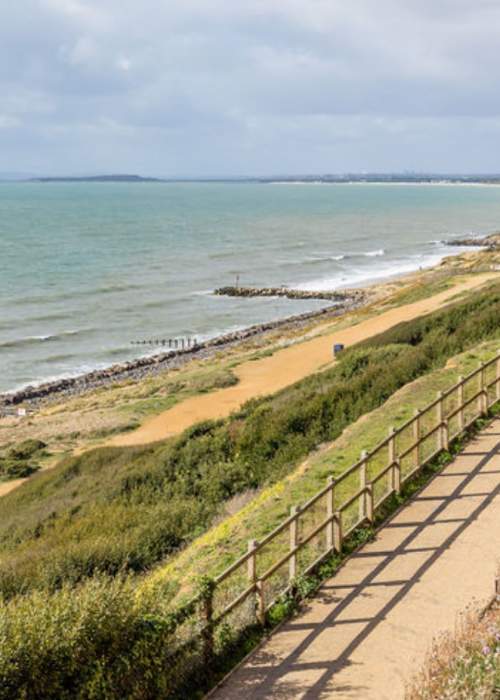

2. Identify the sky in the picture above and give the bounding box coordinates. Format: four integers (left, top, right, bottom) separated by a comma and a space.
2, 0, 500, 176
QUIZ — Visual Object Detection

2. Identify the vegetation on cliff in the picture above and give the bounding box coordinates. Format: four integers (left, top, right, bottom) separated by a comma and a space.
0, 284, 499, 601
0, 284, 499, 698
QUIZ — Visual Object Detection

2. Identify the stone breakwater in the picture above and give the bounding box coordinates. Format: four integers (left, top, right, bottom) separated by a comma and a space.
214, 286, 367, 302
445, 232, 500, 249
0, 294, 366, 411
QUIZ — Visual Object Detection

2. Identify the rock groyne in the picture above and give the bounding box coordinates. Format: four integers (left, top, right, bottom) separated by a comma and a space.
445, 232, 500, 249
214, 285, 366, 302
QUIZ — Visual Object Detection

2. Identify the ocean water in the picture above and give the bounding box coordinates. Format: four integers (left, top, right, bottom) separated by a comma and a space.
1, 181, 500, 394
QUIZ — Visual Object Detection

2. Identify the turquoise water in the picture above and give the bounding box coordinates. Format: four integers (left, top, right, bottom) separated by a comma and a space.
1, 181, 500, 394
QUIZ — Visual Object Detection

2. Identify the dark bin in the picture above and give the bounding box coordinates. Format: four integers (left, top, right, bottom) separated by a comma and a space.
333, 343, 344, 357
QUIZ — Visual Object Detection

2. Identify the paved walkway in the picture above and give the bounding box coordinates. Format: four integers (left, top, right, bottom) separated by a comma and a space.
212, 419, 500, 699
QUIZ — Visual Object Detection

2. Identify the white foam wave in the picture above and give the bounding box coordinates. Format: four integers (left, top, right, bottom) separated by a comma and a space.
295, 251, 447, 292
364, 248, 385, 257
0, 329, 86, 350
287, 250, 383, 267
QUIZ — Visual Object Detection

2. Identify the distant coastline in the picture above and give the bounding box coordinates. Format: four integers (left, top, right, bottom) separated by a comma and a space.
29, 174, 162, 183
4, 172, 500, 185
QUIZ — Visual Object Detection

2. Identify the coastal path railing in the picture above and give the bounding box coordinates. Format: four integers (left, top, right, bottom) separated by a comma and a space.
166, 351, 500, 673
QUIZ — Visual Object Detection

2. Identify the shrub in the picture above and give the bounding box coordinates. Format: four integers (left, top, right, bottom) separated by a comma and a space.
0, 458, 39, 479
0, 576, 210, 700
0, 439, 46, 481
7, 439, 47, 461
406, 602, 500, 699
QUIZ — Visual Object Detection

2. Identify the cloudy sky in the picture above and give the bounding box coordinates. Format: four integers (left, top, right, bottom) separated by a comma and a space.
2, 0, 500, 176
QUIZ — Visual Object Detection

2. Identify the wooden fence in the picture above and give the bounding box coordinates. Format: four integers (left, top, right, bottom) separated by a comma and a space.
169, 351, 500, 669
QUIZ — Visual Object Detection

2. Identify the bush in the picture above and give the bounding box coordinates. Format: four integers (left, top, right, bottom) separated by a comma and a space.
406, 602, 500, 699
0, 439, 46, 481
0, 458, 39, 479
0, 576, 210, 700
7, 439, 47, 461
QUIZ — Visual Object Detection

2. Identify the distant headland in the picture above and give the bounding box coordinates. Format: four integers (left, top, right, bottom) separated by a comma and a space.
30, 174, 162, 183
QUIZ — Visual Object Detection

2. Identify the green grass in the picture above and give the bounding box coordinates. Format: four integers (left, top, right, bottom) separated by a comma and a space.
383, 275, 455, 306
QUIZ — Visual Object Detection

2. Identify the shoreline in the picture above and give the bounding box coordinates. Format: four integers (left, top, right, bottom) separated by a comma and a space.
1, 235, 498, 413
0, 295, 366, 411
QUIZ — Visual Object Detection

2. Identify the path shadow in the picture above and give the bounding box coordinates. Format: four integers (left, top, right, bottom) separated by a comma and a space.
216, 424, 500, 699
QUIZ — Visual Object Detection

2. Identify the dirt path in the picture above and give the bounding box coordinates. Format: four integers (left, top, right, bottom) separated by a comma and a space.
211, 419, 500, 700
113, 273, 497, 446
0, 476, 26, 498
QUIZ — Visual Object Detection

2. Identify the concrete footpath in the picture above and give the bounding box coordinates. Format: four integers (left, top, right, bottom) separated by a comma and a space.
212, 419, 500, 699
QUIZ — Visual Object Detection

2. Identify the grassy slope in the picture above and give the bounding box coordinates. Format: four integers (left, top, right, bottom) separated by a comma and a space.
147, 338, 500, 603
0, 284, 499, 600
0, 343, 498, 700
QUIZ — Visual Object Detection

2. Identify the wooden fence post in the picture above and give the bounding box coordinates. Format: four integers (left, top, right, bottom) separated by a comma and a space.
202, 585, 214, 664
248, 539, 257, 584
366, 483, 374, 524
393, 457, 401, 494
388, 426, 396, 462
256, 580, 266, 626
413, 409, 421, 468
289, 506, 299, 581
334, 511, 343, 552
477, 363, 484, 415
443, 418, 449, 451
481, 362, 488, 413
326, 476, 335, 553
388, 426, 396, 490
436, 392, 444, 450
496, 352, 500, 402
458, 376, 465, 432
359, 451, 367, 523
248, 539, 258, 622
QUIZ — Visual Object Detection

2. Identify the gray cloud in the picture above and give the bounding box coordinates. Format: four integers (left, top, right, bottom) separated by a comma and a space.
1, 0, 500, 175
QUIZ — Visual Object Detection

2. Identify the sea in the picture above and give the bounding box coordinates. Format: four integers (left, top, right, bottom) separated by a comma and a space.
1, 181, 499, 395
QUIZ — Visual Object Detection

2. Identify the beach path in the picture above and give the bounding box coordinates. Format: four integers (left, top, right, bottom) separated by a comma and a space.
112, 273, 498, 446
210, 418, 500, 700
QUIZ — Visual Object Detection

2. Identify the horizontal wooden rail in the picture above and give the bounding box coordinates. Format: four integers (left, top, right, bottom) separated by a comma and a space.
179, 351, 500, 660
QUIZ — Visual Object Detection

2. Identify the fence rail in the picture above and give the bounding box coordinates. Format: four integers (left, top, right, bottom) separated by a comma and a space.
168, 350, 500, 666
